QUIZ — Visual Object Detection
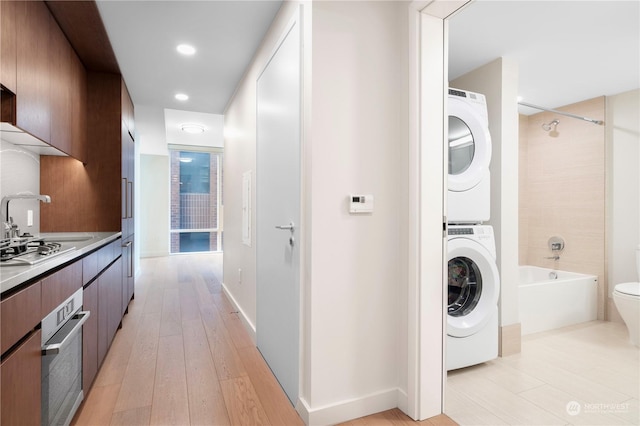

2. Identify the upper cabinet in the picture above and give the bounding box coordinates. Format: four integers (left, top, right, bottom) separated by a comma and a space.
0, 0, 17, 93
121, 82, 134, 137
0, 0, 87, 161
49, 14, 72, 155
16, 0, 51, 143
69, 51, 87, 163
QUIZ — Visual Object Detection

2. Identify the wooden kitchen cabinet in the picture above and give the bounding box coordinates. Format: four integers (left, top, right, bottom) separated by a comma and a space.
49, 12, 72, 155
121, 236, 134, 315
97, 256, 123, 366
1, 330, 42, 426
0, 282, 41, 354
121, 125, 135, 239
82, 277, 99, 391
69, 49, 87, 162
0, 0, 17, 93
16, 0, 51, 142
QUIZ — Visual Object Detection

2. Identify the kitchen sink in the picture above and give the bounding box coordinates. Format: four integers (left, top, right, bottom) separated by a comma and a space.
41, 234, 94, 242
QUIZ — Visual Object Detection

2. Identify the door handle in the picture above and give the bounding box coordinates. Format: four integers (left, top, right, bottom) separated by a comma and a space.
275, 222, 295, 231
42, 311, 90, 355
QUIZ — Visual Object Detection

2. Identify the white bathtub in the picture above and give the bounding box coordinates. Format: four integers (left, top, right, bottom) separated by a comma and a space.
519, 266, 598, 335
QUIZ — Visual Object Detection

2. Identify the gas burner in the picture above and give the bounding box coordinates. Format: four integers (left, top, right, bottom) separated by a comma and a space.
37, 242, 63, 256
0, 238, 76, 266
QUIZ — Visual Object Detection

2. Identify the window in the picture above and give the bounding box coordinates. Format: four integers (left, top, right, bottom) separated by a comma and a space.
169, 147, 223, 253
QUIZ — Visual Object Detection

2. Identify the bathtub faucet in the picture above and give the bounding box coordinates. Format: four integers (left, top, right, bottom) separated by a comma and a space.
544, 255, 560, 261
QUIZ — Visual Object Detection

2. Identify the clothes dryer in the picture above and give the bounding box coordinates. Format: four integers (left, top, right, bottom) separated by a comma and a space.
448, 88, 492, 224
447, 225, 500, 370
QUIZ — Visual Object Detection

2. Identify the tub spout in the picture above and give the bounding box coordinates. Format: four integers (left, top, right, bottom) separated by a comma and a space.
544, 255, 560, 261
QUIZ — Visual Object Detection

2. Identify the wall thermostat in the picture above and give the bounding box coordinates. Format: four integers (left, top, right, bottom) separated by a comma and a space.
349, 194, 374, 214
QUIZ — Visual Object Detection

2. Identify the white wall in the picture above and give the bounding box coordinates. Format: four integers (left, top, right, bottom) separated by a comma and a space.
139, 154, 170, 257
451, 57, 520, 327
606, 89, 640, 300
223, 1, 410, 424
307, 1, 408, 420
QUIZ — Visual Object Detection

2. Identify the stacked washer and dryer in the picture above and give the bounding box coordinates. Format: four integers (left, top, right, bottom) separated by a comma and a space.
446, 88, 500, 370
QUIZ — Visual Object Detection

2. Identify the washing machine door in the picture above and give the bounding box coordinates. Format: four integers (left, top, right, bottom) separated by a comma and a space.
447, 237, 500, 337
448, 96, 492, 192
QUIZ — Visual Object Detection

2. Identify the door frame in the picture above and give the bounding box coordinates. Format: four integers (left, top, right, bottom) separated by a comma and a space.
406, 0, 472, 420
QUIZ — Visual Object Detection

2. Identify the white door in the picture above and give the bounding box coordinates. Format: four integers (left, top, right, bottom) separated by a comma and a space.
256, 14, 301, 406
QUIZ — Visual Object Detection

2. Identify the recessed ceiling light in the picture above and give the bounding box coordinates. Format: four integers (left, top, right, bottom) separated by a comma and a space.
181, 124, 205, 134
176, 44, 196, 55
175, 93, 189, 101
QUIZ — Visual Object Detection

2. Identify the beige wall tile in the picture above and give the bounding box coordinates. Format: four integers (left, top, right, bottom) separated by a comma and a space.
519, 97, 606, 319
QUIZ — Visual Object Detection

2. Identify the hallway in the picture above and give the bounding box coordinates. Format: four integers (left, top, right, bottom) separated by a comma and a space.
72, 253, 303, 425
72, 254, 453, 425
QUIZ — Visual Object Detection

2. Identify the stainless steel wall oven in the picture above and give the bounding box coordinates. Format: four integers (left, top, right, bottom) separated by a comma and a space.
41, 288, 89, 426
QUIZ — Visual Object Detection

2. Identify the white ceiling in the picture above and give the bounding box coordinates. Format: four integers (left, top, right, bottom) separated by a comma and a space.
449, 0, 640, 114
96, 0, 282, 115
96, 0, 639, 147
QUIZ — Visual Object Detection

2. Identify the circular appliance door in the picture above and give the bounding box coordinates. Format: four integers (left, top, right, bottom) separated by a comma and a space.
447, 237, 500, 337
448, 96, 492, 192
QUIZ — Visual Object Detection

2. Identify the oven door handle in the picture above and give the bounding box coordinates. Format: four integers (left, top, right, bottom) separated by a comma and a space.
42, 311, 90, 355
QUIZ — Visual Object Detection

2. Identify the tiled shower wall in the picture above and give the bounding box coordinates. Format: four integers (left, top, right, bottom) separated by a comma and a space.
519, 96, 606, 319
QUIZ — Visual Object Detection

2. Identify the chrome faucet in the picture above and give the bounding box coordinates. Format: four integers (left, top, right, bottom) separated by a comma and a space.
544, 236, 564, 261
1, 193, 51, 239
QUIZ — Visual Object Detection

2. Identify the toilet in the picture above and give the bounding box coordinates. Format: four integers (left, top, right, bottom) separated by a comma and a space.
613, 245, 640, 347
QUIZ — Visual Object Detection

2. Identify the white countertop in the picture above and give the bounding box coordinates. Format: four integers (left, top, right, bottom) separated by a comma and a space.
0, 232, 121, 294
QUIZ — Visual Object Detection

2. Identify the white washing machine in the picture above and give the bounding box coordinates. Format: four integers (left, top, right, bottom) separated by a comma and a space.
447, 225, 500, 370
448, 88, 492, 224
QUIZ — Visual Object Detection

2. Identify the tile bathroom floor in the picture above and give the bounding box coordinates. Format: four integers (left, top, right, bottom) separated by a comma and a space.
446, 320, 640, 425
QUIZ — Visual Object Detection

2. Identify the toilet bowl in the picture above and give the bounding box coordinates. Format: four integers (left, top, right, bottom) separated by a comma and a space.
613, 245, 640, 347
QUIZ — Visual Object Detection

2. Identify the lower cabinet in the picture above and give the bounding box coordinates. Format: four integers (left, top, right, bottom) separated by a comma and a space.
1, 330, 42, 426
121, 235, 134, 315
82, 280, 98, 392
84, 252, 123, 387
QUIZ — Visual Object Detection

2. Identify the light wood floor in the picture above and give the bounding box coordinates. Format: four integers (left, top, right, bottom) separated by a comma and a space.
446, 320, 640, 425
72, 253, 453, 426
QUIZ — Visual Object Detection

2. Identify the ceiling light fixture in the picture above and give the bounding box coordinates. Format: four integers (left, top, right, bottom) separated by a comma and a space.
181, 124, 205, 134
175, 93, 189, 101
176, 44, 196, 55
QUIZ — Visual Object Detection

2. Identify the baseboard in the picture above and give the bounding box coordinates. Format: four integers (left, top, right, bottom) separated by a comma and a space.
396, 388, 408, 417
221, 282, 257, 344
296, 388, 400, 425
499, 323, 521, 356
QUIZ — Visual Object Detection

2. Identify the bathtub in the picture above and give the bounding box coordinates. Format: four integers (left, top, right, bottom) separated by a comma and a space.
519, 266, 598, 335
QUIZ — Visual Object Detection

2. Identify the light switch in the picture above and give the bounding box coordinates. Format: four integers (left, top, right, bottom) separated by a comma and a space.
349, 194, 374, 214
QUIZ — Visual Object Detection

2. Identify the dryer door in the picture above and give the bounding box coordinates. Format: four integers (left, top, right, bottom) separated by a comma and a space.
447, 237, 500, 337
448, 96, 492, 192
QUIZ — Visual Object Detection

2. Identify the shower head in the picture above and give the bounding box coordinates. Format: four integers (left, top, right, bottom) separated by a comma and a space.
542, 119, 560, 131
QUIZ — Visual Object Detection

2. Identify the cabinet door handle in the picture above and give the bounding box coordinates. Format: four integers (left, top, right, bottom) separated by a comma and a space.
42, 311, 90, 355
121, 241, 132, 248
122, 178, 128, 219
128, 181, 133, 219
